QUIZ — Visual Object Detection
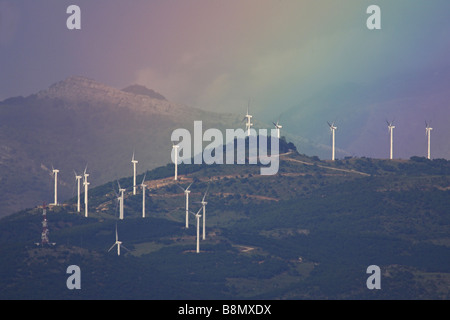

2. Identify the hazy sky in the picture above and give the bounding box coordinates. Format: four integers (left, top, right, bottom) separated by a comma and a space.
2, 0, 449, 113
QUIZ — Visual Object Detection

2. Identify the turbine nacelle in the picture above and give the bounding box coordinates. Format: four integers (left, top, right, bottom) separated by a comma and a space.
273, 121, 282, 129
327, 121, 337, 131
190, 207, 203, 218
425, 122, 433, 135
386, 120, 395, 132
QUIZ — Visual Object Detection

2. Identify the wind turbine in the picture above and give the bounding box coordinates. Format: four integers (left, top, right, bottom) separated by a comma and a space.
131, 152, 138, 195
141, 173, 147, 218
387, 120, 395, 160
178, 182, 193, 228
272, 119, 283, 139
117, 181, 125, 220
108, 223, 129, 256
194, 187, 209, 240
51, 167, 59, 205
243, 99, 253, 136
190, 207, 202, 253
425, 122, 433, 160
172, 143, 180, 180
74, 170, 82, 213
327, 121, 337, 161
83, 166, 90, 218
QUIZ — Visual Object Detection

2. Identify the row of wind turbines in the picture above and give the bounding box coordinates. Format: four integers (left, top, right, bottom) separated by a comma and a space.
327, 120, 434, 161
51, 165, 90, 217
50, 151, 210, 255
106, 180, 209, 256
48, 103, 435, 255
239, 101, 435, 162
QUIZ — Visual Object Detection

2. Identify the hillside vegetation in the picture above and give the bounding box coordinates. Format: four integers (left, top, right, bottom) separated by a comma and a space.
0, 140, 449, 299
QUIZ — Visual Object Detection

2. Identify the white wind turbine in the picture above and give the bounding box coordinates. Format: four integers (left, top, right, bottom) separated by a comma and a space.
108, 223, 129, 256
327, 121, 337, 161
178, 182, 193, 228
190, 207, 202, 253
51, 166, 59, 206
243, 99, 253, 136
117, 181, 126, 220
273, 119, 283, 139
194, 187, 209, 241
172, 143, 180, 180
387, 120, 395, 160
425, 121, 433, 160
83, 166, 90, 218
141, 173, 147, 218
74, 170, 82, 213
131, 152, 138, 195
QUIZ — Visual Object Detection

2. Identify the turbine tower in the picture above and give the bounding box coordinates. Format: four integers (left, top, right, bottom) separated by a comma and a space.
387, 120, 395, 160
108, 223, 129, 256
172, 144, 180, 180
273, 120, 283, 139
131, 152, 138, 195
83, 167, 90, 218
190, 207, 202, 253
52, 168, 59, 205
243, 99, 253, 136
426, 122, 433, 160
327, 121, 337, 161
201, 190, 208, 240
178, 182, 193, 228
118, 182, 125, 220
141, 174, 147, 218
74, 171, 82, 213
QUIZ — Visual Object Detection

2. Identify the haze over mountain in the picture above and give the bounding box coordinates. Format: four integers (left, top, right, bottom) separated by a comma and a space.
281, 67, 450, 160
0, 76, 250, 218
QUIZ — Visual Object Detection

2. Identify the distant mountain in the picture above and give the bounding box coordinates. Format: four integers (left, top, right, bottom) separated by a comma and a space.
0, 76, 244, 217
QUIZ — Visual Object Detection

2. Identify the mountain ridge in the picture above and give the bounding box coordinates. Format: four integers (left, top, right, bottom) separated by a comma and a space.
0, 149, 449, 299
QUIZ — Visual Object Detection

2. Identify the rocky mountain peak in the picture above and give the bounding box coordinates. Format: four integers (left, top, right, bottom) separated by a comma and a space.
33, 76, 181, 116
122, 84, 167, 101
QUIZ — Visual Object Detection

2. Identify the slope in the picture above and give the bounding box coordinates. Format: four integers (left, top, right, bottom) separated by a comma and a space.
0, 141, 449, 300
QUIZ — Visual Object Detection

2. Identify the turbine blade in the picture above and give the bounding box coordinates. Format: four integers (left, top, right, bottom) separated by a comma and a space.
202, 185, 210, 202
108, 244, 116, 252
189, 208, 203, 216
186, 181, 194, 191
